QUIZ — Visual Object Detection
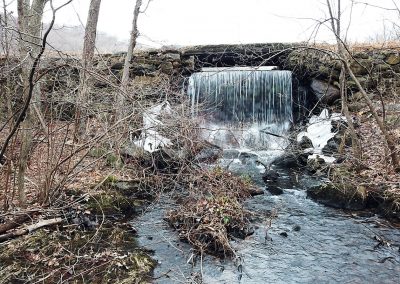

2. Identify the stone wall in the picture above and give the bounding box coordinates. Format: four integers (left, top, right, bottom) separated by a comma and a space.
103, 44, 400, 111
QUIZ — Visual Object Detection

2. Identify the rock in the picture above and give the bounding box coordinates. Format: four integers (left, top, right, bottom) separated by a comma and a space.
298, 136, 313, 149
130, 63, 157, 76
266, 185, 284, 195
272, 154, 298, 168
385, 53, 400, 65
248, 187, 264, 196
120, 144, 150, 162
331, 119, 347, 134
262, 169, 280, 182
350, 60, 371, 76
292, 225, 301, 231
160, 61, 174, 74
238, 152, 258, 159
354, 52, 369, 60
222, 149, 240, 159
310, 79, 340, 105
322, 139, 339, 155
387, 103, 400, 112
111, 62, 124, 70
279, 232, 288, 237
194, 143, 222, 163
162, 52, 180, 61
182, 56, 195, 71
307, 182, 367, 210
348, 102, 365, 112
306, 155, 326, 173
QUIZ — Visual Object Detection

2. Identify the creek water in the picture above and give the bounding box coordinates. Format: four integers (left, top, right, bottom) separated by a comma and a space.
133, 67, 400, 283
134, 151, 400, 283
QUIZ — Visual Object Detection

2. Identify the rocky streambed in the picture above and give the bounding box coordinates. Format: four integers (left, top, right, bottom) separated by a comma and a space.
133, 151, 400, 283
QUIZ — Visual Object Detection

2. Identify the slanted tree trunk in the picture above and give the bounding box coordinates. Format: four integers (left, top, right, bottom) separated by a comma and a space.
118, 0, 143, 118
75, 0, 102, 138
326, 0, 362, 161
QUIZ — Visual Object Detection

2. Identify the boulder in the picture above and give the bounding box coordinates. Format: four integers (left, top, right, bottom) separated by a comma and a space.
266, 185, 284, 195
310, 79, 340, 105
306, 155, 326, 173
262, 169, 280, 182
272, 152, 309, 168
307, 182, 367, 210
385, 53, 400, 65
160, 61, 174, 74
130, 63, 157, 76
194, 143, 222, 163
298, 136, 313, 150
110, 62, 124, 70
347, 76, 374, 90
350, 60, 371, 76
354, 52, 369, 60
162, 52, 181, 61
322, 139, 339, 155
182, 56, 195, 71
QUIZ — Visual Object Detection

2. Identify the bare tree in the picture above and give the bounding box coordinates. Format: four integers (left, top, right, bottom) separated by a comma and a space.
118, 0, 143, 116
0, 0, 72, 207
75, 0, 102, 138
326, 0, 400, 171
326, 0, 362, 161
15, 0, 49, 207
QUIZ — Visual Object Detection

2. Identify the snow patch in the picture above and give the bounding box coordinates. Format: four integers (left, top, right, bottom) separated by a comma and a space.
133, 101, 173, 153
298, 109, 346, 163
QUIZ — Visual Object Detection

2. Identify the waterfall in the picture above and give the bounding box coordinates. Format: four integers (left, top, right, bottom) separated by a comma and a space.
188, 67, 293, 150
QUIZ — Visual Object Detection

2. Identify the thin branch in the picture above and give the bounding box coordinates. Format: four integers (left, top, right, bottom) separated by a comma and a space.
0, 0, 73, 163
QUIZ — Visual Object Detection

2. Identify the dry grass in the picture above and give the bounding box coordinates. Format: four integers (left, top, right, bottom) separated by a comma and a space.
167, 167, 256, 257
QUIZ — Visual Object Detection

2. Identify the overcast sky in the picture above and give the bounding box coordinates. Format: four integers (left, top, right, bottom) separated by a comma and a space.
5, 0, 400, 47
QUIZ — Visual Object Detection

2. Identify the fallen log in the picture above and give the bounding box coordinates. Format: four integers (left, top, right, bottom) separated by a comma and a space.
0, 217, 63, 242
0, 213, 37, 234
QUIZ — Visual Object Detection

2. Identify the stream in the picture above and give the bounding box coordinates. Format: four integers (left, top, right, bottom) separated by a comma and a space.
134, 151, 400, 283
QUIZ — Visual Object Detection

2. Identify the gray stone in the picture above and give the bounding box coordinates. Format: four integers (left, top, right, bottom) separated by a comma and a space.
194, 145, 222, 163
310, 79, 340, 105
322, 139, 339, 155
160, 61, 174, 74
298, 136, 313, 149
350, 59, 372, 76
162, 52, 181, 61
181, 56, 195, 71
306, 155, 326, 173
385, 53, 400, 65
307, 182, 367, 210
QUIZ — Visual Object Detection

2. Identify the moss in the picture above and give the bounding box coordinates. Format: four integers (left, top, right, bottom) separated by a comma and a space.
87, 192, 141, 217
106, 153, 123, 169
307, 182, 367, 210
0, 225, 156, 283
89, 146, 108, 158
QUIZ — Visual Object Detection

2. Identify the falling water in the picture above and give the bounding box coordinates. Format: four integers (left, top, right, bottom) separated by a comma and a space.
188, 67, 293, 150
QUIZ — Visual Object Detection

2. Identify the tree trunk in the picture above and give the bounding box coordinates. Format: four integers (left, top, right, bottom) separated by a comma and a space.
16, 0, 48, 207
118, 0, 143, 118
75, 0, 102, 138
339, 65, 362, 161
